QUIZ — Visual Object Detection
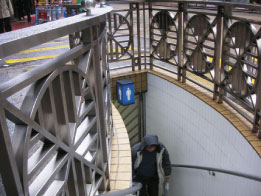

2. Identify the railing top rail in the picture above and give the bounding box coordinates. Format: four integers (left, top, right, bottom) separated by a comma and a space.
173, 164, 261, 182
0, 6, 112, 59
99, 183, 142, 196
0, 44, 89, 98
109, 0, 261, 10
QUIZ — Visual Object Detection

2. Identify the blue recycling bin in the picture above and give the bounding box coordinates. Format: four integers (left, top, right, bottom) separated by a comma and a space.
117, 79, 135, 106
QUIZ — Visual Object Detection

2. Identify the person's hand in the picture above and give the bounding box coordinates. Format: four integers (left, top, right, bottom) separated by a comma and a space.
164, 177, 169, 183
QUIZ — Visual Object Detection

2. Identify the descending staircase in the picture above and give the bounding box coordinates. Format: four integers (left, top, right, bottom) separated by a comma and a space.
113, 96, 143, 146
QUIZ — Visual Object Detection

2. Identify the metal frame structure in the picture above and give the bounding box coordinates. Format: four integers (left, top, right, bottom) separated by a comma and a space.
0, 6, 113, 196
107, 0, 261, 139
1, 1, 261, 196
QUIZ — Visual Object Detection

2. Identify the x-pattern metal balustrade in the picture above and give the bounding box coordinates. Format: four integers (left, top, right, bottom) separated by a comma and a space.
107, 0, 261, 139
1, 1, 261, 196
0, 6, 113, 196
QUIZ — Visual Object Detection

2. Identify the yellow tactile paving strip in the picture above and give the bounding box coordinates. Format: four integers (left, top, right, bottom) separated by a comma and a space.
148, 68, 261, 156
110, 104, 132, 192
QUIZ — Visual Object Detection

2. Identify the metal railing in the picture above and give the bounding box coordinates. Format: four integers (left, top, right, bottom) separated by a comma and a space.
0, 6, 113, 196
171, 164, 261, 182
107, 0, 261, 139
0, 1, 261, 196
99, 182, 142, 196
172, 164, 261, 182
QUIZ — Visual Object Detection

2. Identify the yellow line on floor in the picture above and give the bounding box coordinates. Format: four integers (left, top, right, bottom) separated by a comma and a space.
5, 55, 60, 63
43, 41, 69, 45
20, 45, 70, 53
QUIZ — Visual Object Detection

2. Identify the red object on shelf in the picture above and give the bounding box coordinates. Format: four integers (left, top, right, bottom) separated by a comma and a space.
38, 10, 48, 19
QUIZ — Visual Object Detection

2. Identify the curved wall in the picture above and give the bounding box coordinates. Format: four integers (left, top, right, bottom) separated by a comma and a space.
145, 73, 261, 196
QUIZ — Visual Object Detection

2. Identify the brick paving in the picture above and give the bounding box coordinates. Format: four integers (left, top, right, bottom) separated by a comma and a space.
10, 15, 36, 31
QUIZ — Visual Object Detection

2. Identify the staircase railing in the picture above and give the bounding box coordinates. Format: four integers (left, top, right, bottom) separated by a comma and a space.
0, 6, 113, 196
1, 1, 261, 195
107, 0, 261, 139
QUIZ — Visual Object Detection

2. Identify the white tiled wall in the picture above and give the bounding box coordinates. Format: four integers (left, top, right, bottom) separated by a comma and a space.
145, 74, 261, 196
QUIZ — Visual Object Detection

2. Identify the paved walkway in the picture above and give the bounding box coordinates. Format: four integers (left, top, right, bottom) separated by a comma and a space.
10, 15, 36, 31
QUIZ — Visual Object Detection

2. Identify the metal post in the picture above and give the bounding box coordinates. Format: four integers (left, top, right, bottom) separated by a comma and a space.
213, 6, 225, 101
217, 5, 231, 103
113, 13, 120, 60
91, 25, 109, 190
130, 3, 135, 71
178, 3, 185, 82
108, 13, 113, 61
143, 2, 147, 69
149, 2, 153, 70
0, 109, 24, 196
253, 54, 261, 136
137, 3, 142, 70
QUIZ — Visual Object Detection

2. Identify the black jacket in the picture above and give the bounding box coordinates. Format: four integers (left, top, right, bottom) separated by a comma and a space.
131, 134, 172, 178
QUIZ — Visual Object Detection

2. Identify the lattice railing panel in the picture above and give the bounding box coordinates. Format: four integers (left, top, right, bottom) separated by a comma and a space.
0, 7, 113, 196
108, 1, 261, 137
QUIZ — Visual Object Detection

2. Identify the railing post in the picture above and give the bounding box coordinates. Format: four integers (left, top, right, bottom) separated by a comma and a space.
253, 55, 261, 137
143, 2, 147, 69
130, 3, 135, 71
213, 6, 225, 101
0, 109, 24, 196
108, 13, 113, 61
149, 2, 153, 70
177, 2, 185, 82
91, 25, 109, 191
214, 5, 231, 103
136, 3, 142, 70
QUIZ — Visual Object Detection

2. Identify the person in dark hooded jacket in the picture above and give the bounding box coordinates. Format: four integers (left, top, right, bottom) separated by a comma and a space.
131, 134, 171, 196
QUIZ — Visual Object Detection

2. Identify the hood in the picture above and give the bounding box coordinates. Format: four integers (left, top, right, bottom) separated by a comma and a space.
141, 134, 160, 150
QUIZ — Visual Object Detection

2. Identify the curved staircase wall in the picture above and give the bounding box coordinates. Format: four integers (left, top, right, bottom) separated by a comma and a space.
145, 73, 261, 196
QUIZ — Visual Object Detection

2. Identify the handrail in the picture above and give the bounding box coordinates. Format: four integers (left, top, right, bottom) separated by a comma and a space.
99, 182, 142, 196
98, 163, 261, 196
172, 164, 261, 182
98, 164, 261, 196
0, 6, 112, 58
108, 0, 261, 11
